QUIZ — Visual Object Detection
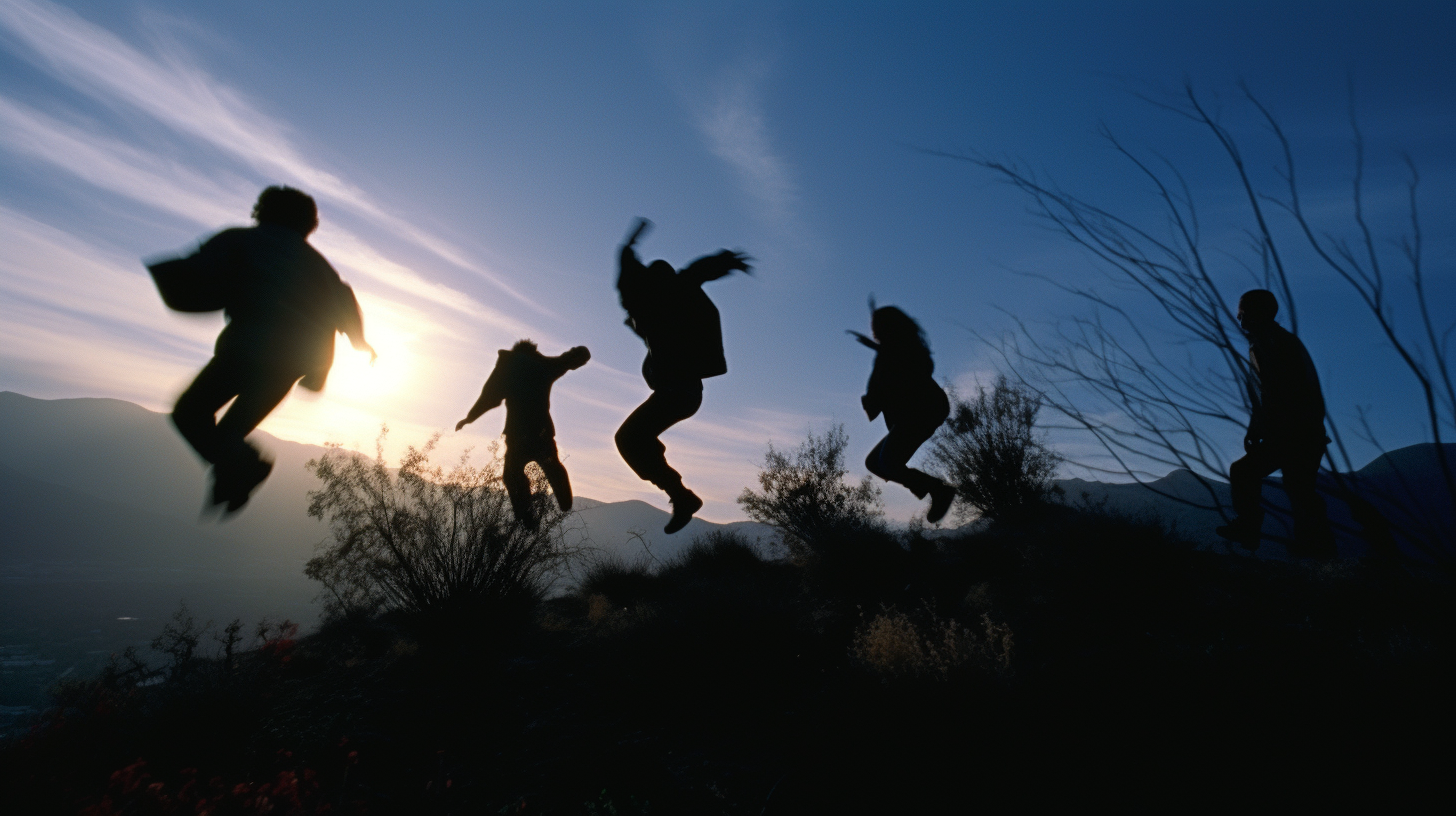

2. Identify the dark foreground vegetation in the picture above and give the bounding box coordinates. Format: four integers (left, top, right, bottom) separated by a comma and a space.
5, 505, 1455, 814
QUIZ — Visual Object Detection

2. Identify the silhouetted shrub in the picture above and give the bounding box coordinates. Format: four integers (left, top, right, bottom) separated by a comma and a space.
579, 556, 657, 605
929, 375, 1060, 521
305, 431, 578, 629
661, 530, 769, 575
737, 425, 883, 563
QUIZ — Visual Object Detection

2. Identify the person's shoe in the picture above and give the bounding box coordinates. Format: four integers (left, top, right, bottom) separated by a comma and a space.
664, 489, 703, 535
221, 457, 273, 515
926, 483, 957, 524
1215, 519, 1261, 552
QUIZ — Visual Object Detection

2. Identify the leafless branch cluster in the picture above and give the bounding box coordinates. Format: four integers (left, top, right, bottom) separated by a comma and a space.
305, 429, 581, 622
934, 83, 1453, 555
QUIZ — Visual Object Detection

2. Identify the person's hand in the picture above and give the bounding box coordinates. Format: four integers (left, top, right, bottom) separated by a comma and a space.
721, 250, 753, 274
455, 418, 469, 432
862, 394, 879, 421
353, 338, 378, 365
625, 218, 651, 247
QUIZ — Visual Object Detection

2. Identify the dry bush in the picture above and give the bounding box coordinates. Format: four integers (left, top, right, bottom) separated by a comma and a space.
738, 425, 883, 563
851, 604, 1013, 681
306, 430, 579, 626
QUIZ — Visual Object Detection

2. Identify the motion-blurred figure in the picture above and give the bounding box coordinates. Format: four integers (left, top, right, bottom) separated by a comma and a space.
852, 305, 956, 523
615, 218, 750, 534
1216, 289, 1336, 557
148, 186, 375, 514
456, 340, 591, 530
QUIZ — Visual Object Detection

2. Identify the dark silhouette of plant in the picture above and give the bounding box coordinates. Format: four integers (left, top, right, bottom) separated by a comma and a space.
929, 376, 1060, 522
305, 430, 579, 627
150, 603, 209, 682
737, 425, 883, 562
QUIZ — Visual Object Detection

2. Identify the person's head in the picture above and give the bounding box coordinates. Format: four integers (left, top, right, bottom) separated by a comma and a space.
648, 259, 675, 277
870, 306, 928, 351
511, 339, 539, 354
252, 186, 319, 236
1237, 289, 1278, 334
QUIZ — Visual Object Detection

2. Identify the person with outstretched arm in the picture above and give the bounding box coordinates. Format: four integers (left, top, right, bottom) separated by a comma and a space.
1215, 289, 1336, 557
614, 218, 751, 534
148, 186, 375, 514
456, 340, 591, 530
852, 305, 957, 523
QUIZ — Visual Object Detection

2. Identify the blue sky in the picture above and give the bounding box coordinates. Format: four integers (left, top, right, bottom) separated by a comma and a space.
1, 0, 1452, 522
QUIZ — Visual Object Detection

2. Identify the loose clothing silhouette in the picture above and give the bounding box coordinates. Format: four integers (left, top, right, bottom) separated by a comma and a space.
855, 319, 955, 521
152, 217, 370, 513
614, 219, 748, 533
458, 341, 590, 529
1227, 321, 1334, 554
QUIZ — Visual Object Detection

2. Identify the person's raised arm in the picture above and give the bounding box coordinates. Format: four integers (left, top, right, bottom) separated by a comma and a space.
550, 345, 591, 378
681, 250, 752, 286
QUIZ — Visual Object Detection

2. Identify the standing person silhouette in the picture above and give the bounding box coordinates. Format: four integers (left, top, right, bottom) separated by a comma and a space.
456, 340, 591, 530
615, 218, 751, 534
1216, 289, 1336, 557
852, 305, 957, 523
148, 186, 375, 514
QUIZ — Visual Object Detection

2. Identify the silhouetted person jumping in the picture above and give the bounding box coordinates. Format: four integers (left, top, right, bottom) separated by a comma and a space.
148, 186, 374, 514
456, 340, 591, 530
852, 305, 956, 523
1216, 289, 1336, 558
615, 218, 750, 534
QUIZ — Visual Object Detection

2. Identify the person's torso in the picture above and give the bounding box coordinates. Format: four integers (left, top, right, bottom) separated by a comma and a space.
213, 225, 342, 362
870, 346, 947, 428
501, 353, 561, 440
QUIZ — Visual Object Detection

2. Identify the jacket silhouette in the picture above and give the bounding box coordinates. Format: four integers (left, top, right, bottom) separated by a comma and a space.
457, 341, 590, 529
614, 218, 750, 534
854, 306, 956, 523
1218, 290, 1335, 557
152, 186, 373, 514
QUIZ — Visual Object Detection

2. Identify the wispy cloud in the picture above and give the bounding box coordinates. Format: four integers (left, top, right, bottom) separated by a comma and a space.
0, 0, 545, 313
692, 56, 800, 227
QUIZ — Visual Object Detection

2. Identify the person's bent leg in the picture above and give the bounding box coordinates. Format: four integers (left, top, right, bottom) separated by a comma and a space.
211, 361, 301, 511
537, 442, 573, 513
1221, 449, 1277, 549
501, 445, 537, 529
172, 356, 246, 465
1282, 446, 1335, 557
865, 421, 941, 499
614, 386, 703, 493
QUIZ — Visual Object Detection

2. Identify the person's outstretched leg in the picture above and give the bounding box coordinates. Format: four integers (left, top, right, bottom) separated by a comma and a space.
536, 441, 573, 513
1281, 446, 1335, 558
615, 385, 704, 533
1219, 449, 1277, 551
501, 444, 538, 530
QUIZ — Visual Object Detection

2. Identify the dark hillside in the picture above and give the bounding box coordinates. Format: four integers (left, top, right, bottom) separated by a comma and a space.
6, 508, 1452, 812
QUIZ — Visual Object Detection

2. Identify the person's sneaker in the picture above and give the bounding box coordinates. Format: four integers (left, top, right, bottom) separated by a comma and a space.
1215, 519, 1260, 552
221, 457, 273, 515
664, 489, 703, 535
927, 483, 957, 524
